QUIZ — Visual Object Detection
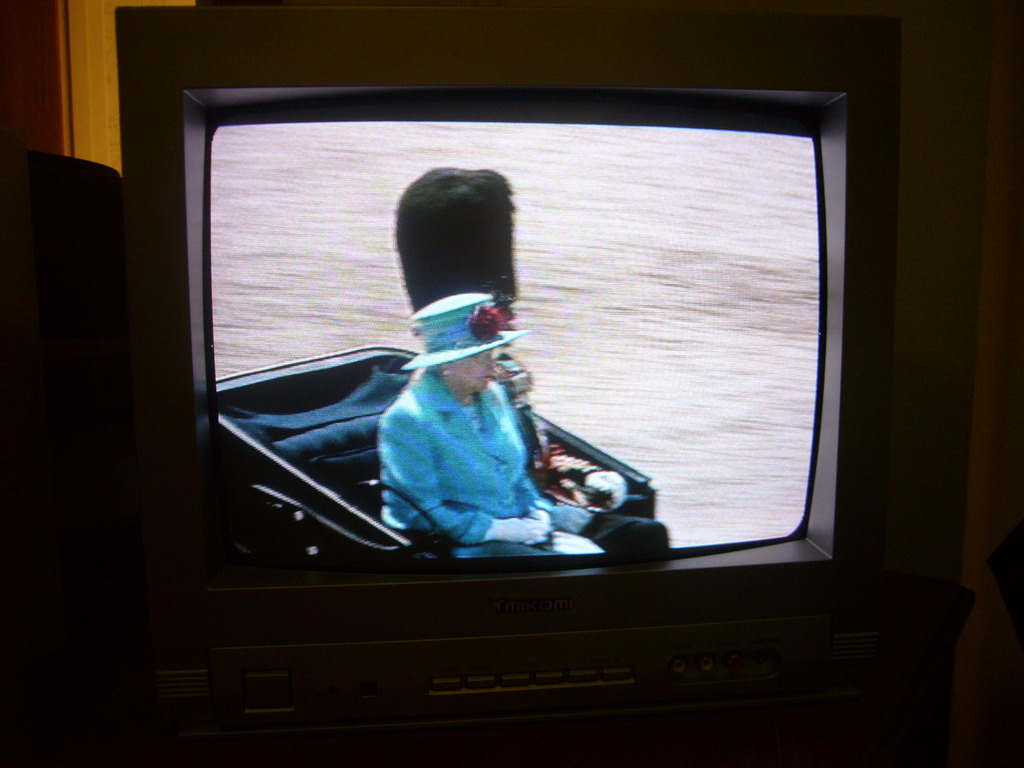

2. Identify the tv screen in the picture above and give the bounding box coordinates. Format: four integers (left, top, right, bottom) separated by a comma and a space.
209, 108, 822, 568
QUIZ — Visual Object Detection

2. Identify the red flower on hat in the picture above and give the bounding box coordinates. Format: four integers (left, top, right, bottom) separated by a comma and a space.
468, 305, 511, 341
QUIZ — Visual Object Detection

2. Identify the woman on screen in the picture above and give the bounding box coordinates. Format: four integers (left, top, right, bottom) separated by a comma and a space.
377, 292, 668, 558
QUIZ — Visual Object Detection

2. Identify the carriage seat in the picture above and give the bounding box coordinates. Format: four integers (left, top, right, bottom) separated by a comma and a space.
221, 367, 410, 518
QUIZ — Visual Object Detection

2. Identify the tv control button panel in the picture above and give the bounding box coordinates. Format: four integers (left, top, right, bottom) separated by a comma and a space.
210, 616, 830, 727
429, 665, 634, 695
667, 649, 781, 684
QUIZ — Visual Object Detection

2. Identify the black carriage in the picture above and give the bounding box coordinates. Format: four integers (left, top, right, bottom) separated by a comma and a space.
216, 346, 657, 569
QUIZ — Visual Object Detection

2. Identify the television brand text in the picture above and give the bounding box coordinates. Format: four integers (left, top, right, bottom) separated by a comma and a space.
489, 597, 574, 614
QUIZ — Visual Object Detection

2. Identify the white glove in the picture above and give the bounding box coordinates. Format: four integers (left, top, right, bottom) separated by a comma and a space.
584, 471, 627, 510
527, 507, 551, 528
486, 515, 551, 545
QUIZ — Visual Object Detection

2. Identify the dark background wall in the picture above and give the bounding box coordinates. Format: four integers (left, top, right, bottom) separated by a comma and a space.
0, 1, 65, 155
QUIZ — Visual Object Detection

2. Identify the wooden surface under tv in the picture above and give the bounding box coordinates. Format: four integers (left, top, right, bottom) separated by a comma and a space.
17, 525, 973, 768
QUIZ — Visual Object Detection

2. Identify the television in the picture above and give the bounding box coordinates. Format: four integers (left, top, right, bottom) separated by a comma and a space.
116, 6, 900, 735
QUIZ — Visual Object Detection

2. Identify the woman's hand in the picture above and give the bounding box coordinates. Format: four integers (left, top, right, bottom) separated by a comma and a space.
584, 471, 627, 510
486, 515, 551, 545
527, 507, 551, 529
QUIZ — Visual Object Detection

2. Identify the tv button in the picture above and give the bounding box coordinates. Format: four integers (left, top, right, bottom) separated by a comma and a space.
430, 676, 462, 692
499, 672, 531, 687
568, 668, 600, 683
533, 670, 565, 685
601, 666, 633, 681
465, 674, 497, 690
243, 670, 291, 710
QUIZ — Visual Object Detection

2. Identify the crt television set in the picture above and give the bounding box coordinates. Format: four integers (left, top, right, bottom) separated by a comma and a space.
116, 6, 900, 734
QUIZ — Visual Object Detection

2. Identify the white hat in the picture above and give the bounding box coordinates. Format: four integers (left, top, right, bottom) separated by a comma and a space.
402, 293, 530, 370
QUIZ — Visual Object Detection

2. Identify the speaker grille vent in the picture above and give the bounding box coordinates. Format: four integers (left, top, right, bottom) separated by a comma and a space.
831, 630, 880, 660
156, 668, 211, 699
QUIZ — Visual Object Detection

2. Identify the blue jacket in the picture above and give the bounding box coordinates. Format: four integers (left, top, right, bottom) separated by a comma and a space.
378, 371, 550, 545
